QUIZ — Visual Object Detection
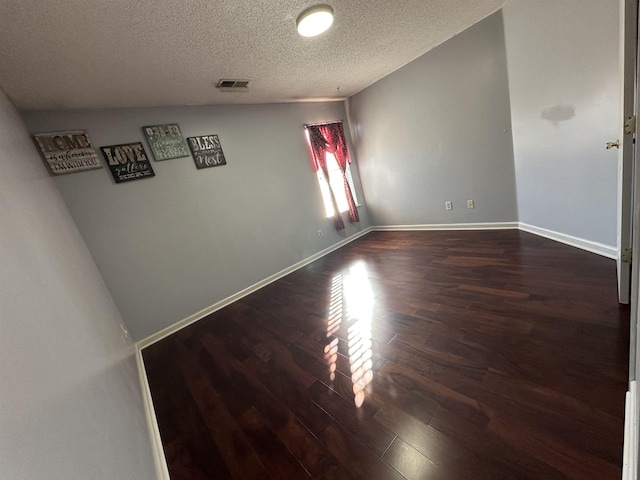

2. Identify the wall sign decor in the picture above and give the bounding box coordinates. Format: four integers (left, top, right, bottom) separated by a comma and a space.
142, 124, 190, 161
100, 142, 155, 183
33, 130, 102, 175
186, 134, 227, 169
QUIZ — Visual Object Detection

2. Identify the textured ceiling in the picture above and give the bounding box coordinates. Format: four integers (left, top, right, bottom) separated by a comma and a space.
0, 0, 505, 110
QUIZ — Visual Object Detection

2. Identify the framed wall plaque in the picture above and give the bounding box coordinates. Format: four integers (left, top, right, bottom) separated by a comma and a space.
187, 134, 227, 169
142, 124, 190, 161
33, 130, 102, 175
100, 142, 155, 183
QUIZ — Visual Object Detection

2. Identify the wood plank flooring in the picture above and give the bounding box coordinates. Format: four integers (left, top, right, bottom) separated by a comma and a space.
143, 230, 629, 479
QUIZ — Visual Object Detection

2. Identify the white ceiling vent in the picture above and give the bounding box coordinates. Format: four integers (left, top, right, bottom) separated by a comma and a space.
216, 79, 250, 92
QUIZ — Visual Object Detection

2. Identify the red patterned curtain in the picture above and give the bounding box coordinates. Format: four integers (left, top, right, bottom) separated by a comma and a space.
320, 122, 360, 224
306, 122, 359, 230
307, 126, 345, 230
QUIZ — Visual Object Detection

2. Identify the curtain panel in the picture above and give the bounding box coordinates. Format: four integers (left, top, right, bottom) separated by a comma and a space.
306, 122, 359, 230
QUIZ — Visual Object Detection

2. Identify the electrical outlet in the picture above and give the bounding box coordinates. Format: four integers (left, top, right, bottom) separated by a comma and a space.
445, 201, 452, 211
317, 229, 324, 237
467, 200, 474, 209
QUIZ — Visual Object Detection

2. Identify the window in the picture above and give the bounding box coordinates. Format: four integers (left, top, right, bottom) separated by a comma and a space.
305, 121, 360, 230
306, 131, 358, 217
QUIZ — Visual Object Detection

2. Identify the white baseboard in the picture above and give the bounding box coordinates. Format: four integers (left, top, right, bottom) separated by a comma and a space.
518, 223, 617, 259
138, 221, 615, 352
136, 226, 373, 350
373, 222, 519, 231
134, 220, 618, 479
135, 347, 170, 480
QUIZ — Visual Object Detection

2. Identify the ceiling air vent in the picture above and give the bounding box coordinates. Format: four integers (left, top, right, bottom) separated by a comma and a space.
216, 79, 250, 92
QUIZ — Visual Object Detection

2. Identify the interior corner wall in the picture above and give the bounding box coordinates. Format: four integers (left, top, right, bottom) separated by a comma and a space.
21, 101, 370, 341
0, 90, 156, 478
346, 11, 517, 227
502, 0, 620, 246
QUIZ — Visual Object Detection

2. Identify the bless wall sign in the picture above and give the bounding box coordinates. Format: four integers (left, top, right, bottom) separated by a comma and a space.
187, 134, 227, 169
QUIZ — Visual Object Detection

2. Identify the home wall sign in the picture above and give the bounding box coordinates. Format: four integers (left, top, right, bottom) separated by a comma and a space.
187, 134, 227, 169
142, 124, 190, 161
100, 142, 155, 183
33, 130, 102, 175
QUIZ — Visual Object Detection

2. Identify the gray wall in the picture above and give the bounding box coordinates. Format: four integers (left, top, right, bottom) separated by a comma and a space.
0, 90, 156, 478
347, 11, 517, 226
22, 102, 369, 340
503, 0, 620, 246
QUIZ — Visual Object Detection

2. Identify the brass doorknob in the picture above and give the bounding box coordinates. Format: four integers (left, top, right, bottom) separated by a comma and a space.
606, 140, 620, 149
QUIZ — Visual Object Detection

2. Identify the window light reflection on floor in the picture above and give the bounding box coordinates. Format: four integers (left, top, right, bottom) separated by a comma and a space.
324, 274, 343, 383
326, 262, 374, 408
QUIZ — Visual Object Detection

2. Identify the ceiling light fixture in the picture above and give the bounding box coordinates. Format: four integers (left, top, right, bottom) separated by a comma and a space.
296, 5, 334, 37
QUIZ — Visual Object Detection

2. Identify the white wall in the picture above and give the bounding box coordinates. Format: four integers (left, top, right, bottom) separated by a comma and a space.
503, 0, 620, 246
0, 90, 156, 478
347, 11, 517, 226
22, 102, 369, 340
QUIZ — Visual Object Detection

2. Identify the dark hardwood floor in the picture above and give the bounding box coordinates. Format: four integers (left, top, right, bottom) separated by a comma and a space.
143, 230, 630, 479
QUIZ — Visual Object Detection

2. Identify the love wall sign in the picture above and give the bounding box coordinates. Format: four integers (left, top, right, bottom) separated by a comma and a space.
187, 134, 227, 169
100, 142, 155, 183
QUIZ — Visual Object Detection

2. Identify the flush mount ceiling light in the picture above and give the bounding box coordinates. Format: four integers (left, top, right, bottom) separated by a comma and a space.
296, 5, 334, 37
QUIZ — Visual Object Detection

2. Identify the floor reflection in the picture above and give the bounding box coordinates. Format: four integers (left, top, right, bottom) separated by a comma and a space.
326, 262, 374, 407
324, 274, 343, 382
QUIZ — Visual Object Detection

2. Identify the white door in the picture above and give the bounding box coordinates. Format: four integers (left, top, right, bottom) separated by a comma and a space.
627, 13, 640, 470
618, 0, 637, 307
623, 2, 640, 478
